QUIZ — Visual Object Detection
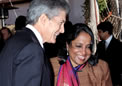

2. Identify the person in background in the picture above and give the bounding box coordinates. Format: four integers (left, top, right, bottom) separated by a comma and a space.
0, 0, 70, 86
15, 15, 27, 31
0, 32, 4, 53
50, 23, 112, 86
96, 21, 122, 86
0, 27, 12, 41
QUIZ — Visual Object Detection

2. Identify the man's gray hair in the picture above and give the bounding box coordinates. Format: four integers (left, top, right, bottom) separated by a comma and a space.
26, 0, 70, 25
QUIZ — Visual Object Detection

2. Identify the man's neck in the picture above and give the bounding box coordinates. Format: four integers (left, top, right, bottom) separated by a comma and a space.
104, 34, 111, 40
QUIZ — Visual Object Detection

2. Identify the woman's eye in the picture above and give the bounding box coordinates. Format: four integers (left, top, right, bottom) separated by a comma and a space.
75, 45, 82, 48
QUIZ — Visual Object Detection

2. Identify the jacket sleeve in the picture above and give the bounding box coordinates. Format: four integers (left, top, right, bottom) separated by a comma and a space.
12, 43, 44, 86
102, 61, 113, 86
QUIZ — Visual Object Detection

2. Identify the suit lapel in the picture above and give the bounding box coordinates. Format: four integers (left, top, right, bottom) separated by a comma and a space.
106, 37, 115, 52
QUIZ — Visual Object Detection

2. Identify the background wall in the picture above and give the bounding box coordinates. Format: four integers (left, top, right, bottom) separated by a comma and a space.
1, 0, 85, 26
68, 0, 85, 24
5, 3, 29, 25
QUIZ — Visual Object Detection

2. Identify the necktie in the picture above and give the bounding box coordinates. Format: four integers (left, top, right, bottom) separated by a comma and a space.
102, 40, 106, 51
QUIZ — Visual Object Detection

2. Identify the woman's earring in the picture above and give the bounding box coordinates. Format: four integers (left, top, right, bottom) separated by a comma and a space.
67, 49, 69, 55
67, 52, 68, 55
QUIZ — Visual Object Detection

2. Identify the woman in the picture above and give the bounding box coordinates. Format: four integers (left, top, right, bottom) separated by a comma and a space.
50, 23, 112, 86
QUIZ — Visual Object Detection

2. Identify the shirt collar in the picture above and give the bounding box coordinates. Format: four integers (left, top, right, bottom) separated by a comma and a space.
26, 24, 44, 48
105, 35, 113, 48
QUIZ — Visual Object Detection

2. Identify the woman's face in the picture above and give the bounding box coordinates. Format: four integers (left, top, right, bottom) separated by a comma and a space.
67, 32, 92, 67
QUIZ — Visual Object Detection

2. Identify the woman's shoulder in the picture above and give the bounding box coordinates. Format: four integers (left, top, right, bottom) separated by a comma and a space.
50, 57, 60, 73
93, 59, 110, 72
50, 57, 60, 67
50, 57, 61, 64
97, 59, 108, 66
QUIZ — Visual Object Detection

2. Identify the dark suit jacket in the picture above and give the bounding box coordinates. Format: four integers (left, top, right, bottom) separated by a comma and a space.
0, 28, 52, 86
96, 36, 122, 85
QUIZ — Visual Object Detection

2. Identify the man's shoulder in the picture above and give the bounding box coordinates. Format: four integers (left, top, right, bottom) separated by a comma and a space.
3, 28, 39, 54
111, 37, 121, 43
92, 59, 109, 72
110, 37, 122, 48
11, 28, 35, 44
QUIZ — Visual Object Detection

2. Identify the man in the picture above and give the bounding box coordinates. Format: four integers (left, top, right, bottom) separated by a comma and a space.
15, 15, 26, 31
96, 21, 122, 86
0, 0, 70, 86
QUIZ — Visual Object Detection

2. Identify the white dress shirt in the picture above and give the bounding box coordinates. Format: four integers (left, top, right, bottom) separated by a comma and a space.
105, 35, 113, 49
26, 24, 44, 48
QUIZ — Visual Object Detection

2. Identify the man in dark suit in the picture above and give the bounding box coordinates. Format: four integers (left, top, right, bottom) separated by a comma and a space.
96, 21, 122, 86
0, 0, 70, 86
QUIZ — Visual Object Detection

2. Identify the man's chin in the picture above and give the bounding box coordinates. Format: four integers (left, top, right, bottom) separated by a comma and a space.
52, 40, 56, 44
49, 39, 56, 44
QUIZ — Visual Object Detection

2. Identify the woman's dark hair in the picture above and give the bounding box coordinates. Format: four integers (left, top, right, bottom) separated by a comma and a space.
57, 23, 98, 66
66, 23, 94, 51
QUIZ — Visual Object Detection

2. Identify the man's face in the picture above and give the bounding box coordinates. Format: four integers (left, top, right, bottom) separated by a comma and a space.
98, 29, 106, 40
44, 10, 66, 43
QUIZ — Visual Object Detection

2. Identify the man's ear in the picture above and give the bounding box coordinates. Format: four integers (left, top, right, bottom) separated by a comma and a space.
38, 14, 49, 25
